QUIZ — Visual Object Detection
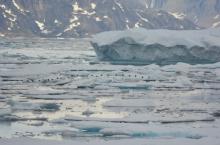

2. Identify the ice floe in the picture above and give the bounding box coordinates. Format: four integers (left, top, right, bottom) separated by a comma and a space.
0, 38, 220, 144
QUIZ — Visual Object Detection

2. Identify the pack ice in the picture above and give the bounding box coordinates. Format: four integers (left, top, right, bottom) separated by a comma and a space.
91, 28, 220, 65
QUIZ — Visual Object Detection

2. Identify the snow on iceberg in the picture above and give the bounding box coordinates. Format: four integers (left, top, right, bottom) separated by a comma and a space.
91, 28, 220, 65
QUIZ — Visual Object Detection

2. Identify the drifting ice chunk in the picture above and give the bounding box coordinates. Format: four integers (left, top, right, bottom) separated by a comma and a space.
91, 28, 220, 65
0, 106, 11, 116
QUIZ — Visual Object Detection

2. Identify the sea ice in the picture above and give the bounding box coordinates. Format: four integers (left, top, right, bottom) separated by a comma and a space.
1, 38, 220, 144
0, 106, 11, 116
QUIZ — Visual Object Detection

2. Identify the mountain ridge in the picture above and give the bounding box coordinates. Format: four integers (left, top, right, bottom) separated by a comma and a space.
1, 0, 218, 37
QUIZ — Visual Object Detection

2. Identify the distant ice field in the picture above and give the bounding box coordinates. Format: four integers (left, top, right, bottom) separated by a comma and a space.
0, 38, 220, 145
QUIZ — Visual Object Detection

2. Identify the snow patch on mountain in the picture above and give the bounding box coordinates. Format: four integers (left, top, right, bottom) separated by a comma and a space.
0, 33, 5, 37
35, 20, 52, 34
35, 21, 44, 31
65, 16, 80, 32
214, 14, 220, 19
169, 12, 186, 20
73, 2, 83, 12
12, 0, 26, 13
114, 0, 125, 12
212, 21, 220, 27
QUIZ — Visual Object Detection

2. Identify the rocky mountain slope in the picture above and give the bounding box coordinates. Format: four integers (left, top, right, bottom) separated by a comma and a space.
145, 0, 220, 28
0, 0, 209, 37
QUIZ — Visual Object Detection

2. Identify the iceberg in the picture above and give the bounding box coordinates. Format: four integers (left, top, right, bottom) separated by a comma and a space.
91, 28, 220, 65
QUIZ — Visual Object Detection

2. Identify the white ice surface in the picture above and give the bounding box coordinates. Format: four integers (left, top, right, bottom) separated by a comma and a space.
92, 28, 220, 48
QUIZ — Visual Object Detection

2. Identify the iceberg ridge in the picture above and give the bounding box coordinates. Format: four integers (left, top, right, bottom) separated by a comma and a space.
91, 28, 220, 65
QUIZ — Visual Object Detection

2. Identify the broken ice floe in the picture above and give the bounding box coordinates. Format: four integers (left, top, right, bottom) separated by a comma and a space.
49, 120, 206, 140
8, 100, 60, 112
1, 38, 220, 142
0, 105, 11, 116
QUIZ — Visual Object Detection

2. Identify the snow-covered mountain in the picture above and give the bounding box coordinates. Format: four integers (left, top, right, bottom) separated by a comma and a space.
0, 0, 211, 37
